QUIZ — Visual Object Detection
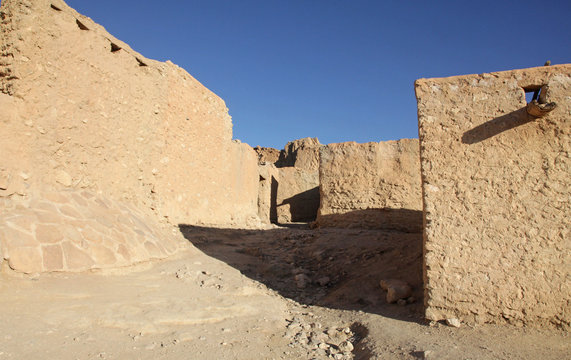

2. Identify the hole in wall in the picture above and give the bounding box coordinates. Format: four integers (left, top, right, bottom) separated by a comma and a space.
110, 43, 122, 52
50, 4, 62, 11
523, 84, 556, 117
136, 58, 148, 67
76, 19, 89, 31
523, 85, 543, 103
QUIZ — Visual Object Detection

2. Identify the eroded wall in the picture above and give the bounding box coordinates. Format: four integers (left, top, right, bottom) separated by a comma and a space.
0, 0, 258, 226
316, 140, 422, 231
275, 167, 319, 223
415, 64, 570, 328
254, 146, 281, 165
255, 138, 321, 223
257, 164, 279, 224
278, 137, 321, 171
0, 0, 260, 272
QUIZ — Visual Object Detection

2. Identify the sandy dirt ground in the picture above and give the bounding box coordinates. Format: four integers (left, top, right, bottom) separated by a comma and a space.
0, 225, 568, 359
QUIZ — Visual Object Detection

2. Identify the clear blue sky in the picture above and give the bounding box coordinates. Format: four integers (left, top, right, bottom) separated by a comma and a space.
61, 1, 570, 148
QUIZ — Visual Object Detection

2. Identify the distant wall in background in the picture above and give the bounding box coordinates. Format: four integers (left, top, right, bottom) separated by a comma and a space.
256, 138, 321, 224
316, 140, 422, 232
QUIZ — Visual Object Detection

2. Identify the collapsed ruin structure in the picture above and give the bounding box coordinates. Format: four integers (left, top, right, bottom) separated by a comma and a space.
0, 0, 568, 329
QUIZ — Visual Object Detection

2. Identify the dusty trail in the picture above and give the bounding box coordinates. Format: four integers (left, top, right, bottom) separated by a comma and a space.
0, 226, 568, 359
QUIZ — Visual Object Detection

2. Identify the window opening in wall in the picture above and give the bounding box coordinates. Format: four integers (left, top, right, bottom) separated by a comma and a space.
523, 84, 557, 118
110, 43, 122, 52
50, 4, 62, 11
76, 19, 89, 30
136, 58, 148, 67
523, 86, 542, 103
523, 61, 552, 104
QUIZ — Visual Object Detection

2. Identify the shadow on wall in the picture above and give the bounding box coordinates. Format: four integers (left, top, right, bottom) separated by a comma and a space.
278, 186, 320, 223
178, 210, 424, 323
317, 208, 423, 233
270, 175, 278, 223
462, 107, 532, 144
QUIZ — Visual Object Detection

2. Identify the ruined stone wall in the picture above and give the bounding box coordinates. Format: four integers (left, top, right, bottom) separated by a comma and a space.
0, 0, 19, 95
257, 164, 279, 223
275, 167, 319, 223
0, 190, 182, 273
0, 0, 258, 227
415, 64, 570, 328
278, 137, 321, 170
255, 138, 321, 223
253, 146, 281, 165
316, 140, 422, 231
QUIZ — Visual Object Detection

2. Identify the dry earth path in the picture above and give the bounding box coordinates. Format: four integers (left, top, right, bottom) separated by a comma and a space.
0, 225, 568, 359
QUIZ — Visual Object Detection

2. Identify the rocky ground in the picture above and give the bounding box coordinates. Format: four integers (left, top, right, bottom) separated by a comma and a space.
0, 225, 568, 359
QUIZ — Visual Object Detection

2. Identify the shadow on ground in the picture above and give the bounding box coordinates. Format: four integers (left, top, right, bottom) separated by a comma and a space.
316, 208, 423, 233
179, 210, 424, 323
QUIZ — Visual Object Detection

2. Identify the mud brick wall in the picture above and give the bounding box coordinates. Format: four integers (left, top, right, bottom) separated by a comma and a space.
316, 140, 422, 231
256, 138, 321, 224
278, 137, 321, 171
257, 164, 279, 223
275, 167, 319, 223
415, 64, 570, 328
0, 0, 258, 226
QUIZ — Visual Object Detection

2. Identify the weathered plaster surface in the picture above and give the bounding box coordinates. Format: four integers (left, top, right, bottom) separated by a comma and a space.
317, 140, 422, 231
415, 64, 570, 328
